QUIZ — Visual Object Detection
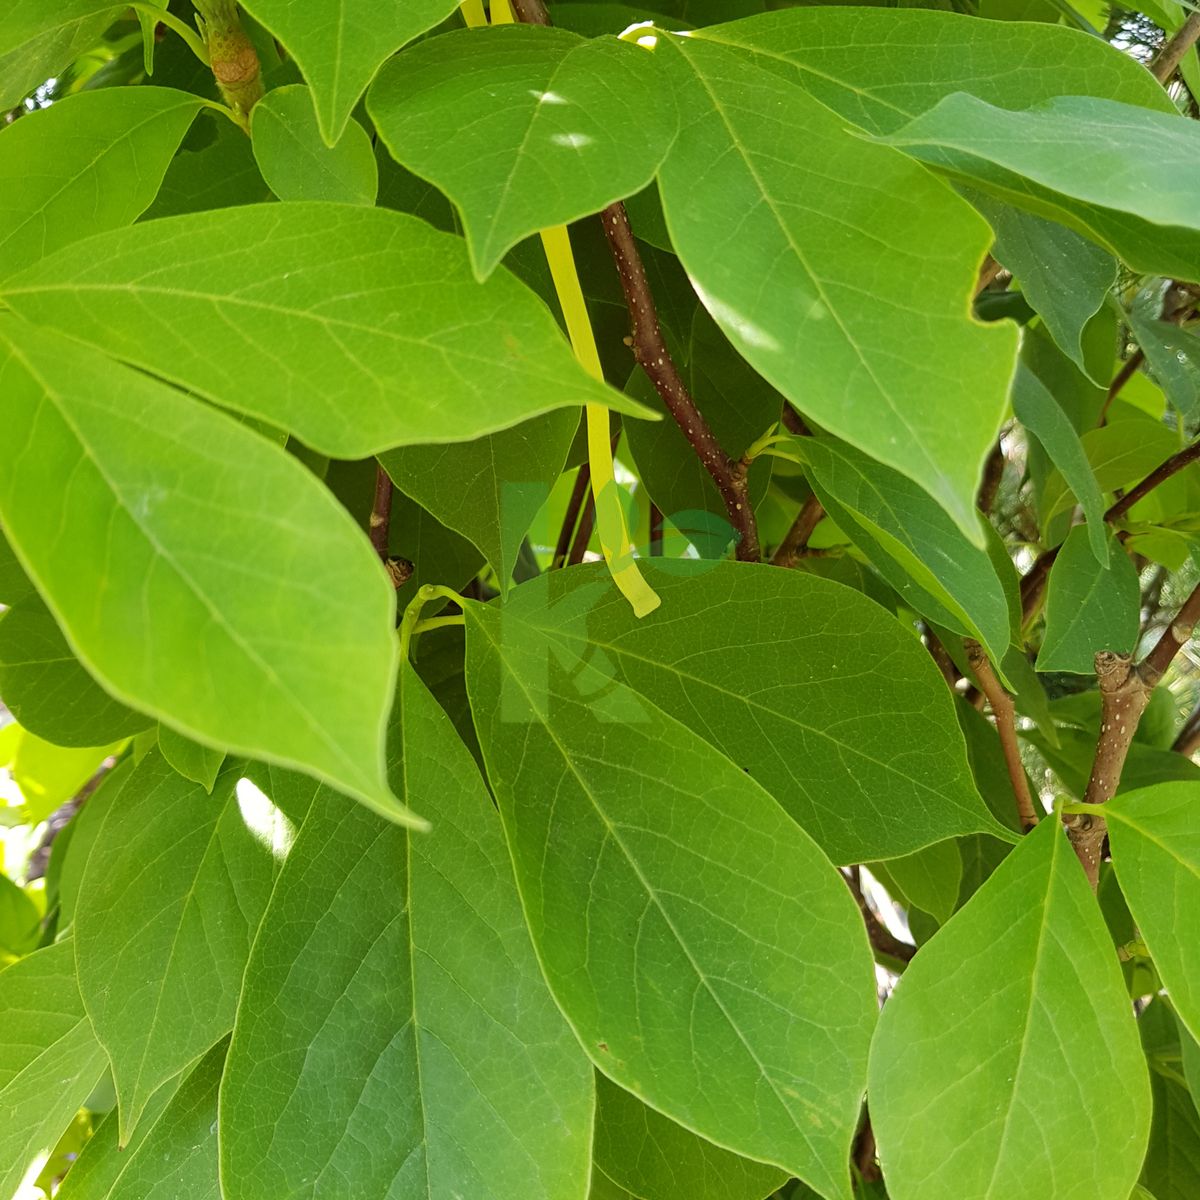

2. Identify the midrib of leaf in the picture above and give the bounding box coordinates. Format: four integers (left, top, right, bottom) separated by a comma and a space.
980, 835, 1069, 1200
694, 31, 912, 124
475, 613, 840, 1190
0, 98, 199, 272
4, 339, 369, 794
669, 38, 948, 507
534, 622, 985, 826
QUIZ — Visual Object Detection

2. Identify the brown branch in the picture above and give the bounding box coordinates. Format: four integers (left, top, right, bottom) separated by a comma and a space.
1020, 435, 1200, 622
977, 440, 1005, 515
649, 503, 664, 557
601, 204, 760, 561
567, 490, 598, 566
552, 462, 592, 569
965, 641, 1039, 832
770, 494, 824, 568
923, 625, 960, 689
1097, 349, 1144, 425
1065, 583, 1200, 886
974, 254, 1004, 297
845, 870, 915, 965
1106, 438, 1200, 523
509, 0, 551, 22
1172, 699, 1200, 756
1152, 10, 1200, 82
369, 466, 412, 588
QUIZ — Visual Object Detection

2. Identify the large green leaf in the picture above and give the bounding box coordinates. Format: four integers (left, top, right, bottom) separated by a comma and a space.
1140, 1001, 1200, 1200
978, 200, 1116, 380
652, 28, 1016, 542
74, 752, 296, 1138
221, 662, 592, 1200
379, 409, 579, 592
594, 1073, 787, 1200
692, 7, 1170, 139
463, 595, 878, 1200
0, 318, 407, 819
799, 436, 1011, 665
0, 0, 124, 110
369, 25, 675, 277
0, 204, 649, 458
1037, 528, 1139, 674
238, 0, 459, 144
489, 563, 1008, 864
1011, 360, 1108, 563
1128, 310, 1200, 422
880, 96, 1200, 282
0, 87, 203, 279
869, 818, 1151, 1200
251, 84, 378, 205
0, 594, 152, 747
56, 1042, 225, 1200
1108, 784, 1200, 1045
0, 939, 111, 1200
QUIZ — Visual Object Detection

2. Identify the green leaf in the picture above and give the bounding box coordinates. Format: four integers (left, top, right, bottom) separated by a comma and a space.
799, 436, 1011, 666
652, 28, 1016, 542
1041, 419, 1180, 532
0, 594, 152, 747
156, 726, 225, 792
251, 84, 377, 205
594, 1073, 787, 1200
1128, 311, 1200, 422
692, 7, 1170, 141
977, 200, 1116, 381
74, 751, 295, 1138
369, 25, 676, 278
880, 96, 1200, 282
1140, 1003, 1200, 1200
869, 818, 1152, 1200
0, 318, 408, 821
221, 662, 592, 1200
238, 0, 458, 144
463, 594, 878, 1200
1011, 360, 1108, 563
874, 840, 962, 926
1108, 784, 1200, 1045
490, 562, 1008, 864
0, 871, 40, 961
143, 115, 274, 219
0, 87, 203, 279
1037, 528, 1139, 674
0, 939, 111, 1200
0, 0, 124, 111
1, 204, 649, 458
0, 720, 119, 824
57, 1041, 226, 1200
380, 409, 579, 592
0, 528, 36, 606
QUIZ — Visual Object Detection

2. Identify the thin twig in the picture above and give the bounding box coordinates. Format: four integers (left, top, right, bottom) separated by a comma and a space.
1106, 437, 1200, 522
649, 503, 664, 556
1097, 349, 1144, 425
369, 466, 412, 588
977, 440, 1006, 515
770, 494, 824, 567
965, 641, 1039, 832
567, 491, 598, 566
1151, 10, 1200, 82
552, 463, 592, 569
1020, 435, 1200, 622
923, 625, 960, 689
845, 869, 915, 965
600, 203, 760, 561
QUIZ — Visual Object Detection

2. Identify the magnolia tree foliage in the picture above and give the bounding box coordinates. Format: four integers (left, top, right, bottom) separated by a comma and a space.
4, 0, 1200, 1198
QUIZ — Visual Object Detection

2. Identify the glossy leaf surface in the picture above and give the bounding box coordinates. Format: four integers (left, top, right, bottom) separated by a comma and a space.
0, 318, 406, 818
464, 594, 878, 1200
0, 204, 649, 457
869, 819, 1151, 1200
